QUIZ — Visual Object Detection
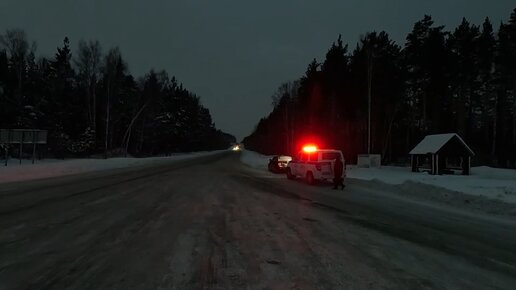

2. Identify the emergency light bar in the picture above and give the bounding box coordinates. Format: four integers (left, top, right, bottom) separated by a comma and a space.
302, 145, 317, 153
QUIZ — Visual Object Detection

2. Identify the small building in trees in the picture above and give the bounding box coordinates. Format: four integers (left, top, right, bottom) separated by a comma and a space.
409, 133, 474, 175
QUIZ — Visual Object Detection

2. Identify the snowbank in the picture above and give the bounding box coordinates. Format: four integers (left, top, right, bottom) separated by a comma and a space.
347, 165, 516, 204
240, 150, 272, 170
240, 150, 516, 206
0, 151, 224, 184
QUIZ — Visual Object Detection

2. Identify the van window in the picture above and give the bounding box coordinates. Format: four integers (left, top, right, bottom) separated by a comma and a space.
309, 153, 318, 161
322, 152, 341, 161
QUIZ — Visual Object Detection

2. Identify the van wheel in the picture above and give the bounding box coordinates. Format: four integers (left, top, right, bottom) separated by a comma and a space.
306, 172, 314, 185
286, 168, 295, 180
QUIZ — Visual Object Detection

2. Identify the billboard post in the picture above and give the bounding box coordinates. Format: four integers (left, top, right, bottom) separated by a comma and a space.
32, 132, 36, 164
19, 131, 24, 165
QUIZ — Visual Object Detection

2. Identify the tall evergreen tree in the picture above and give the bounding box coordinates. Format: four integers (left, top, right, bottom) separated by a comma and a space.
0, 49, 12, 127
0, 29, 29, 103
448, 18, 481, 139
44, 37, 78, 156
494, 21, 515, 166
321, 35, 350, 148
508, 8, 516, 161
405, 15, 450, 139
477, 18, 497, 157
352, 31, 403, 160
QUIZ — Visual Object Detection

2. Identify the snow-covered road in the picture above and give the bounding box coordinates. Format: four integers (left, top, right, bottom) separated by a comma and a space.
0, 151, 225, 184
0, 152, 515, 289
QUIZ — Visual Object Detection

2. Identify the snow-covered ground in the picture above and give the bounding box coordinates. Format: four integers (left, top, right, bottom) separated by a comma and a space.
0, 150, 225, 184
347, 165, 516, 204
239, 150, 272, 170
3, 151, 515, 289
240, 150, 516, 206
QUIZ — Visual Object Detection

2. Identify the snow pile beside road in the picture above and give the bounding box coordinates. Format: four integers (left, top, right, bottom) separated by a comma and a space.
347, 165, 516, 204
240, 150, 272, 170
240, 150, 516, 211
0, 151, 224, 184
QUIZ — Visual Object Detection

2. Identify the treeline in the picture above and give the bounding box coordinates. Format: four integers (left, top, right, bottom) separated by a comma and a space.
0, 31, 235, 158
243, 8, 516, 168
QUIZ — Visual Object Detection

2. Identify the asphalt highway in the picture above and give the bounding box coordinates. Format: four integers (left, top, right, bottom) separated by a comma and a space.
0, 152, 515, 289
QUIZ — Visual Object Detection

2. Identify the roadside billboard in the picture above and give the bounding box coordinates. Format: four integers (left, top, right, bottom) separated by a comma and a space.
1, 129, 48, 165
0, 129, 47, 144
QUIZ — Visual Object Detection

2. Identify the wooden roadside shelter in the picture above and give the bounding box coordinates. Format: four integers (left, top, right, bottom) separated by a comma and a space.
409, 133, 475, 175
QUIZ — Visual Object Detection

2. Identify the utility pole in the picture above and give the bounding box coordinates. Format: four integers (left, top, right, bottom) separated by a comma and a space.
367, 46, 374, 155
104, 79, 110, 159
285, 97, 289, 154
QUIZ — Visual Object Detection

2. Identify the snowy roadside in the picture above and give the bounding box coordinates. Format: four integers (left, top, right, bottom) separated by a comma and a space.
240, 150, 516, 216
347, 165, 516, 205
239, 150, 273, 170
0, 150, 226, 184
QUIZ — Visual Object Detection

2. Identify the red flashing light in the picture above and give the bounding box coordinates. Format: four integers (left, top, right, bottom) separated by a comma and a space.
303, 145, 317, 153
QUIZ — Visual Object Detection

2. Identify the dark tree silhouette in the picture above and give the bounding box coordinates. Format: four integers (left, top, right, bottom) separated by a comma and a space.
244, 7, 516, 168
0, 31, 235, 159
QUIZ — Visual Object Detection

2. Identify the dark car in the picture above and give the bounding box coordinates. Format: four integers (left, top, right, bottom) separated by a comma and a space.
268, 155, 292, 173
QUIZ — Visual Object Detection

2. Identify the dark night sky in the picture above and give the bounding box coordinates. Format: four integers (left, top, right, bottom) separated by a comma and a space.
1, 0, 514, 140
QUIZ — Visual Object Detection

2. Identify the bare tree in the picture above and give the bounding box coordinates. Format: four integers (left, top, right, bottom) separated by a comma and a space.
122, 101, 150, 156
102, 47, 126, 158
0, 29, 30, 100
75, 40, 102, 135
271, 81, 300, 154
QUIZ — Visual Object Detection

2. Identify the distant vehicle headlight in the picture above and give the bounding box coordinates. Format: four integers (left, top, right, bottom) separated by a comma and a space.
232, 145, 240, 151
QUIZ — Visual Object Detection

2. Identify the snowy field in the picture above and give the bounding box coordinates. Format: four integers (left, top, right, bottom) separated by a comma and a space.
347, 165, 516, 204
0, 150, 225, 184
240, 150, 516, 206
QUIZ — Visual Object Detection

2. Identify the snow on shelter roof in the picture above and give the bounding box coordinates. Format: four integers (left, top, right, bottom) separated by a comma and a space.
409, 133, 474, 156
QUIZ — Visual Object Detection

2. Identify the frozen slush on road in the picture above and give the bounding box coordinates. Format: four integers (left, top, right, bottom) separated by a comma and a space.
1, 152, 516, 289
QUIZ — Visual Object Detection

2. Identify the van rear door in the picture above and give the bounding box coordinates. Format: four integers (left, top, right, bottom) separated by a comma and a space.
320, 162, 332, 176
321, 152, 342, 176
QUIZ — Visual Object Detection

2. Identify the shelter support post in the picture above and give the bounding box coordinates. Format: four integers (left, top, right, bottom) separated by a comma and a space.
32, 132, 36, 164
463, 156, 471, 175
19, 132, 24, 165
436, 154, 440, 175
431, 155, 435, 175
411, 155, 417, 172
5, 130, 10, 166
